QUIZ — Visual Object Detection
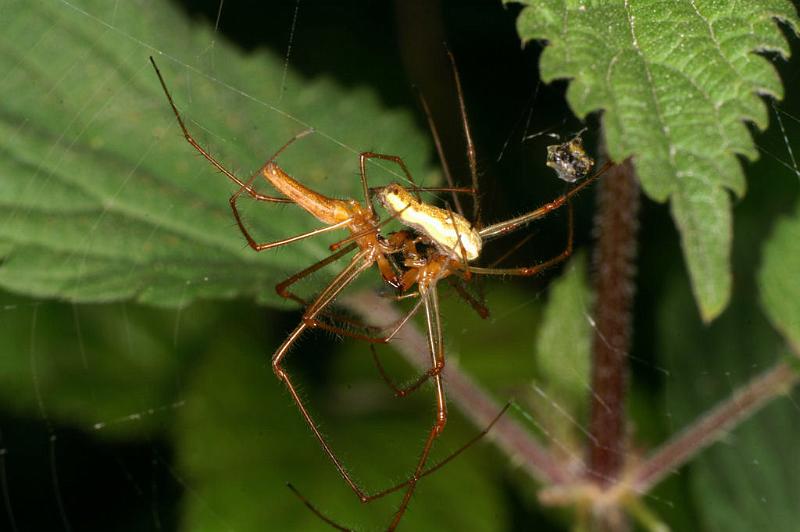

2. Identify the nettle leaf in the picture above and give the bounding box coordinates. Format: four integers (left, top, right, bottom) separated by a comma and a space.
0, 1, 432, 307
759, 198, 800, 353
508, 0, 799, 321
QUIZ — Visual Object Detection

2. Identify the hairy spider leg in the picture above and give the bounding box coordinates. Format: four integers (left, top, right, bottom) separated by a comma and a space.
374, 401, 510, 498
274, 241, 426, 344
150, 56, 297, 204
385, 285, 447, 530
360, 151, 422, 206
445, 48, 481, 227
272, 250, 375, 495
278, 267, 448, 531
287, 403, 511, 531
468, 161, 613, 277
270, 249, 434, 513
446, 276, 489, 319
275, 242, 359, 307
271, 241, 392, 338
287, 483, 352, 532
477, 161, 611, 242
415, 89, 465, 218
370, 262, 491, 402
371, 266, 484, 400
471, 201, 575, 277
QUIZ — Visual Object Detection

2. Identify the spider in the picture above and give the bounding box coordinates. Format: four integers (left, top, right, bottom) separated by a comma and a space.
150, 54, 610, 530
149, 56, 477, 527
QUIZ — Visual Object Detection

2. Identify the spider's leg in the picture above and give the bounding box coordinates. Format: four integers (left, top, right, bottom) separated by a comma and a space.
228, 169, 352, 253
370, 403, 510, 500
385, 286, 447, 531
272, 249, 378, 501
478, 161, 612, 241
415, 89, 465, 217
469, 201, 575, 277
445, 48, 481, 226
447, 277, 489, 319
471, 164, 616, 276
149, 57, 295, 204
360, 151, 420, 207
274, 242, 385, 335
287, 403, 510, 531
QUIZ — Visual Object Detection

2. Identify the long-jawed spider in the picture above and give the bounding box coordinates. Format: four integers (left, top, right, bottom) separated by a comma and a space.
149, 56, 480, 530
150, 53, 610, 530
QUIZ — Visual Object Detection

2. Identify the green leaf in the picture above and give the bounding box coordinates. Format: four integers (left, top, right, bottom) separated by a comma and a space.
508, 0, 799, 321
759, 198, 800, 354
0, 1, 432, 307
534, 252, 592, 421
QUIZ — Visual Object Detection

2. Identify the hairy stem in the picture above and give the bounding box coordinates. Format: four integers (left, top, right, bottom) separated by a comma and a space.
587, 159, 639, 485
631, 358, 799, 493
345, 291, 570, 485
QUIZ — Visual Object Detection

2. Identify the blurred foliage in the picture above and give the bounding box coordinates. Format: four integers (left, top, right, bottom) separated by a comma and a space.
533, 251, 592, 430
0, 1, 798, 532
0, 292, 180, 436
760, 200, 800, 352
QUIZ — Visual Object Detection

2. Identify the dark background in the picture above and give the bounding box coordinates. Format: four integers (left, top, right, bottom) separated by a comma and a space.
2, 1, 799, 530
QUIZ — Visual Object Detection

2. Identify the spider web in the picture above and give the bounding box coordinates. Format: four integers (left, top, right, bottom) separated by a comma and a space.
0, 1, 799, 531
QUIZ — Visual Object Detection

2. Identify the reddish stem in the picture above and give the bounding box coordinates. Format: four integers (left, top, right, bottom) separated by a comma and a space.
632, 359, 799, 493
586, 159, 639, 485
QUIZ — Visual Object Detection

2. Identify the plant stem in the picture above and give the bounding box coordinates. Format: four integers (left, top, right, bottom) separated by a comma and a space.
345, 291, 571, 485
587, 159, 640, 485
631, 358, 799, 493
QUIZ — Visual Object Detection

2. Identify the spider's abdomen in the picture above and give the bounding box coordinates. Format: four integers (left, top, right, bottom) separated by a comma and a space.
262, 162, 353, 224
377, 184, 482, 262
